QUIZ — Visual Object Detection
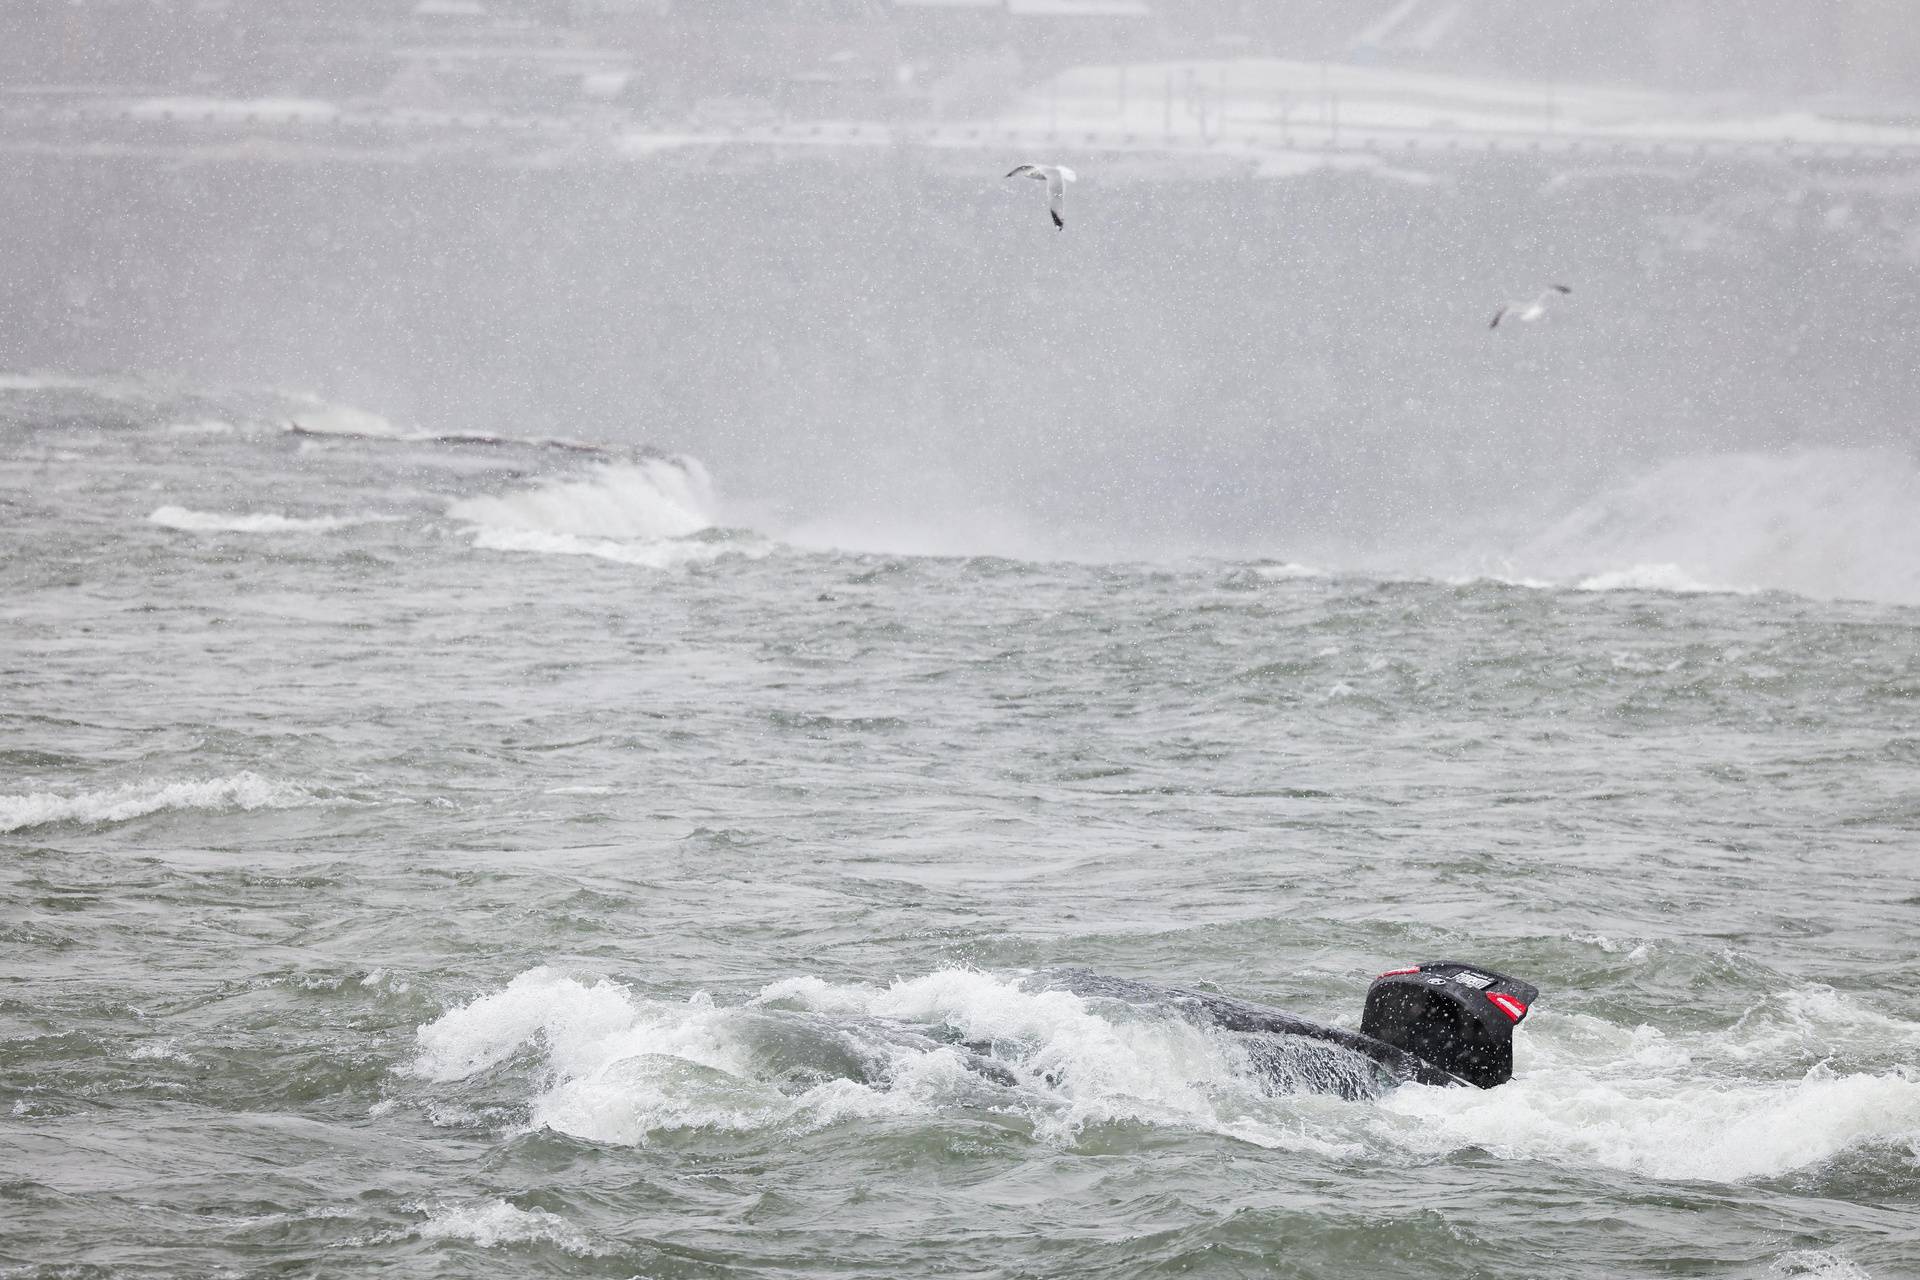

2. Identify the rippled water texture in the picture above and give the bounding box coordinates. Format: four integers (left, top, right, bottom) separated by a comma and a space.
3, 389, 1917, 1278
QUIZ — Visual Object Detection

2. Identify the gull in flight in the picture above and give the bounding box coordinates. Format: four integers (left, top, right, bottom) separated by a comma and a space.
1490, 284, 1572, 329
1006, 163, 1077, 230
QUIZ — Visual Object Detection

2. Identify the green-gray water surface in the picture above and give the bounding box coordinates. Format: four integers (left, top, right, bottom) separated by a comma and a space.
3, 386, 1917, 1278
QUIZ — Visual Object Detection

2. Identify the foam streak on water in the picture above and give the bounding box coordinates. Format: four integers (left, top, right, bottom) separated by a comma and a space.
0, 771, 315, 833
2, 387, 1918, 1279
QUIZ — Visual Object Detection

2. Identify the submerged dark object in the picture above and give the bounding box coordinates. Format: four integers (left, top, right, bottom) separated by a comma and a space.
1051, 961, 1539, 1098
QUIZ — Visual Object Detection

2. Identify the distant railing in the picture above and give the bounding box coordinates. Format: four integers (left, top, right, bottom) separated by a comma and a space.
1, 94, 1916, 169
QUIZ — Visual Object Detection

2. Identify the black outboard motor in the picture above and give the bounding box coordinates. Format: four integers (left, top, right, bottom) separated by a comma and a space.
1360, 960, 1538, 1089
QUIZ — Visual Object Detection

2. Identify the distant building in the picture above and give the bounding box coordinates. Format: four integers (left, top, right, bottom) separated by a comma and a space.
582, 0, 1158, 117
0, 0, 242, 90
890, 0, 1153, 66
371, 0, 631, 108
584, 0, 898, 114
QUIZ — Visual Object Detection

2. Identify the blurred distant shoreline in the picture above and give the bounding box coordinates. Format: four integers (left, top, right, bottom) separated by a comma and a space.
3, 55, 1919, 176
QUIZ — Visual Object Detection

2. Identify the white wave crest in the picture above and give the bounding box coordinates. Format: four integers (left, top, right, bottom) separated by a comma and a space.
409, 967, 791, 1144
410, 968, 1373, 1152
770, 969, 1328, 1144
1442, 571, 1557, 589
286, 402, 410, 440
1252, 562, 1327, 581
1381, 987, 1920, 1182
0, 772, 314, 833
387, 1199, 598, 1255
469, 527, 762, 570
1770, 1249, 1875, 1279
410, 967, 1288, 1148
450, 459, 715, 542
1719, 986, 1920, 1067
449, 459, 756, 569
1520, 449, 1920, 605
409, 967, 1920, 1182
1573, 562, 1744, 595
148, 506, 382, 534
1382, 1056, 1920, 1183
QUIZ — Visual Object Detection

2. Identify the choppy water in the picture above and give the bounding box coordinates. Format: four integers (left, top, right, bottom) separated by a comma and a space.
3, 382, 1918, 1279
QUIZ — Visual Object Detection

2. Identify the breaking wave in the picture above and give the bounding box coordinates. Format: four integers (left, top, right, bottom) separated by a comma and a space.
449, 458, 714, 542
406, 967, 1920, 1183
285, 401, 413, 441
1514, 449, 1920, 605
449, 458, 765, 568
382, 1200, 600, 1256
1572, 563, 1746, 595
406, 967, 1308, 1150
148, 505, 386, 534
1384, 1049, 1919, 1184
0, 771, 316, 833
1252, 562, 1328, 582
467, 527, 763, 570
1770, 1250, 1876, 1280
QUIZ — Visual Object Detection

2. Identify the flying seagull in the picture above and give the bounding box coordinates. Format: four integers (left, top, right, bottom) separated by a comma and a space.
1006, 163, 1077, 230
1490, 284, 1572, 329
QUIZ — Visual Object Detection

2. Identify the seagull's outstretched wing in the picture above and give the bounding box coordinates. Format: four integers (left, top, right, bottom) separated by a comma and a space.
1006, 164, 1036, 178
1489, 306, 1509, 329
1550, 284, 1572, 294
1047, 171, 1067, 229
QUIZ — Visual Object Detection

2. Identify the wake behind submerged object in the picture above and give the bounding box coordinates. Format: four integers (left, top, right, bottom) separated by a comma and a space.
1051, 960, 1538, 1098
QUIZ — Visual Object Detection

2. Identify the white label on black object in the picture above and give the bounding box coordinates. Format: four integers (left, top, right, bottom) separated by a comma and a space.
1450, 972, 1495, 990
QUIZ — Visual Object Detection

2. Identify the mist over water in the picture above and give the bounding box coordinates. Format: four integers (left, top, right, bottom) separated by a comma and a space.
3, 154, 1915, 596
4, 9, 1920, 1276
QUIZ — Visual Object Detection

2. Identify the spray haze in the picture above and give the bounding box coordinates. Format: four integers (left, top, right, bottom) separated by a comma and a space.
4, 148, 1917, 595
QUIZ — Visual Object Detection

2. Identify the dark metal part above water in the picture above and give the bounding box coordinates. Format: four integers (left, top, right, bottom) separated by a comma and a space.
1047, 961, 1539, 1099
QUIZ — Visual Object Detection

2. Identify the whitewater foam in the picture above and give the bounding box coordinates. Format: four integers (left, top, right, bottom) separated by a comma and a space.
450, 459, 714, 541
148, 506, 385, 534
1383, 988, 1920, 1182
285, 402, 411, 440
410, 967, 1275, 1147
1252, 562, 1328, 581
1771, 1250, 1875, 1280
448, 458, 753, 568
760, 969, 1273, 1141
0, 772, 315, 833
1439, 569, 1554, 590
127, 1039, 195, 1064
409, 967, 1920, 1180
1439, 563, 1739, 596
1718, 986, 1920, 1069
1382, 1054, 1920, 1182
1573, 562, 1746, 595
469, 527, 762, 570
378, 1200, 599, 1256
409, 967, 794, 1144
